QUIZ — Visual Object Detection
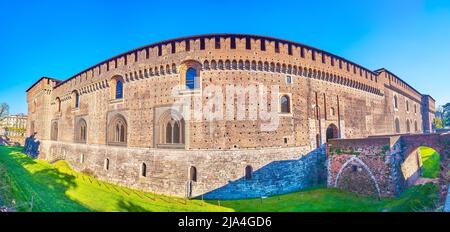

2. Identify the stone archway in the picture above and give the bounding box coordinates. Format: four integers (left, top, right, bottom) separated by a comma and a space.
326, 124, 339, 142
400, 134, 450, 201
334, 156, 381, 198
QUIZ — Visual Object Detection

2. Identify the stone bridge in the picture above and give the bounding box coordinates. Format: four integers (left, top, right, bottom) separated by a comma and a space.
327, 133, 450, 202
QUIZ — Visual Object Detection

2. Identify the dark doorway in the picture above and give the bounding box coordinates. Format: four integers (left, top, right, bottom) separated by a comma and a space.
326, 124, 339, 142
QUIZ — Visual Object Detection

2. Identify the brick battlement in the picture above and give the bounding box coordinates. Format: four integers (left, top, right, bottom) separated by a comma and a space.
27, 34, 393, 95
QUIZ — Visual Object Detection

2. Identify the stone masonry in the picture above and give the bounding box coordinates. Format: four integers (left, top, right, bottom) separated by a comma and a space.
26, 34, 436, 199
327, 133, 450, 200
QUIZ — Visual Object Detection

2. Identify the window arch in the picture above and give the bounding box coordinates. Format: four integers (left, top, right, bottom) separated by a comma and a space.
32, 100, 37, 113
180, 61, 201, 90
72, 90, 80, 109
104, 158, 110, 170
406, 100, 409, 112
75, 118, 87, 143
116, 80, 123, 99
186, 67, 197, 89
245, 165, 253, 180
280, 95, 291, 113
316, 134, 321, 148
55, 98, 61, 113
414, 120, 418, 132
393, 95, 398, 109
406, 120, 411, 133
110, 76, 124, 100
51, 121, 58, 141
330, 107, 336, 116
107, 114, 127, 146
190, 166, 197, 182
165, 122, 173, 143
395, 118, 401, 133
158, 109, 185, 148
141, 163, 147, 177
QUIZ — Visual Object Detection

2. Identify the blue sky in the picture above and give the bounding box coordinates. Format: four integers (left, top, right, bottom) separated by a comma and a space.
1, 0, 449, 114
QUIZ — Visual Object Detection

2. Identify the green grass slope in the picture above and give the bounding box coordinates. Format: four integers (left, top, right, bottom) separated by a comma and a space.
0, 146, 229, 212
0, 146, 440, 212
419, 146, 441, 178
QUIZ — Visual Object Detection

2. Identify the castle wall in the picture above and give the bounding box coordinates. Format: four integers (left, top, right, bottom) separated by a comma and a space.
25, 34, 434, 199
40, 140, 326, 199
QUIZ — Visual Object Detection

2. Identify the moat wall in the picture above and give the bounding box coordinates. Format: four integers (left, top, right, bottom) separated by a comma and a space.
326, 135, 444, 198
38, 140, 327, 199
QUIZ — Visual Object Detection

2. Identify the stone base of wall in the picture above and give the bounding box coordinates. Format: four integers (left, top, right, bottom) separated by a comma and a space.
38, 140, 327, 199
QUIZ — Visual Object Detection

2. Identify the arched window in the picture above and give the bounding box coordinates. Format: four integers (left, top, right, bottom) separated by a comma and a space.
158, 110, 185, 148
316, 134, 321, 148
190, 166, 197, 182
173, 122, 180, 143
72, 91, 80, 109
330, 107, 336, 116
107, 114, 127, 146
245, 165, 253, 180
141, 163, 147, 177
164, 119, 183, 144
110, 76, 124, 100
32, 100, 37, 113
406, 100, 409, 112
280, 95, 291, 113
406, 120, 411, 133
185, 67, 197, 89
75, 118, 87, 143
165, 122, 173, 143
394, 95, 398, 109
51, 121, 58, 141
116, 80, 123, 99
55, 98, 61, 113
75, 92, 79, 108
104, 158, 110, 170
395, 118, 400, 133
414, 121, 418, 132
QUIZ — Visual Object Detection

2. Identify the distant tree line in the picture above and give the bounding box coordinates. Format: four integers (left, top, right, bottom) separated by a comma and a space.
435, 103, 450, 129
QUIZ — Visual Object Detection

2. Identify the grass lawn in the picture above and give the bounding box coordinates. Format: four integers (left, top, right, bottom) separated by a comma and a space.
420, 146, 441, 178
208, 183, 439, 212
0, 146, 440, 212
0, 146, 229, 212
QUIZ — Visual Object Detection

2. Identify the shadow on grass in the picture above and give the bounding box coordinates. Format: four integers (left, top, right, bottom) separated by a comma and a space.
116, 197, 148, 212
0, 146, 90, 212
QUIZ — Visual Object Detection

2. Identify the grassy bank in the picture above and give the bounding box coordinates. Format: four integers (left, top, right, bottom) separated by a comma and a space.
0, 146, 440, 212
419, 146, 441, 178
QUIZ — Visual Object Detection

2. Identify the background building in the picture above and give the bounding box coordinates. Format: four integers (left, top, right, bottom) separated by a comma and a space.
0, 114, 27, 145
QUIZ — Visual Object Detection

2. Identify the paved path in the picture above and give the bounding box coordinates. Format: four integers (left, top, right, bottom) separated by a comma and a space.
445, 185, 450, 212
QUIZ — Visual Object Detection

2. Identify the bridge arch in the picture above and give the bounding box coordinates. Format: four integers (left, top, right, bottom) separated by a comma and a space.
334, 156, 381, 198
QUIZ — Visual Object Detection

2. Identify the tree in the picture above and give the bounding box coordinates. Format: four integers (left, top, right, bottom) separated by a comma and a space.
435, 117, 443, 129
0, 102, 9, 119
443, 103, 450, 127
